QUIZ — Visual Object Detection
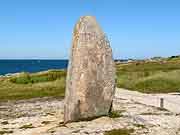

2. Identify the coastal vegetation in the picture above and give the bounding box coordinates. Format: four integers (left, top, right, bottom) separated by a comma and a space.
0, 70, 66, 102
116, 56, 180, 93
9, 70, 66, 84
0, 56, 180, 101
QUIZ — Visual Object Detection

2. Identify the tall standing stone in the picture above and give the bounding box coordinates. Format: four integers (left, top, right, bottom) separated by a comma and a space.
64, 16, 115, 123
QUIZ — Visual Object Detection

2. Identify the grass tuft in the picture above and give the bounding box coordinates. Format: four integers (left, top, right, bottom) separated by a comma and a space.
0, 130, 13, 135
1, 121, 9, 125
19, 124, 35, 129
108, 111, 124, 118
104, 128, 134, 135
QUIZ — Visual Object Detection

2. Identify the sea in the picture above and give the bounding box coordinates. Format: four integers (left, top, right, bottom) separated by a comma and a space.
0, 60, 68, 75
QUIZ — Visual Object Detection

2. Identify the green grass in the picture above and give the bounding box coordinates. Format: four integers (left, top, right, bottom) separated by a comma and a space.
104, 129, 134, 135
1, 57, 180, 102
9, 70, 66, 84
116, 58, 180, 93
108, 110, 124, 118
0, 70, 66, 102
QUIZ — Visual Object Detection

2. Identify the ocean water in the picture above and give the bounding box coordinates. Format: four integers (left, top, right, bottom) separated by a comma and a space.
0, 60, 68, 75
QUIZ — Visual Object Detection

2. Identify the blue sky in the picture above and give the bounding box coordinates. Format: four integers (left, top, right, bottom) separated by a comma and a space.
0, 0, 180, 59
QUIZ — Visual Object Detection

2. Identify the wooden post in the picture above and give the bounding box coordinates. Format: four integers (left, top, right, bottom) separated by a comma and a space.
160, 98, 164, 108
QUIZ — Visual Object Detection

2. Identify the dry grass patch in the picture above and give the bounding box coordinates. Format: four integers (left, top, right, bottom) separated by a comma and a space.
104, 129, 134, 135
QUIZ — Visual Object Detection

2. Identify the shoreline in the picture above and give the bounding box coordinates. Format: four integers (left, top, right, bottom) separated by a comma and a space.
0, 69, 67, 78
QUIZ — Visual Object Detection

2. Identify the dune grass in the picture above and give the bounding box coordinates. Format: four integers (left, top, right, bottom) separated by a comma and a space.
1, 57, 180, 102
9, 70, 66, 84
116, 58, 180, 93
0, 70, 66, 102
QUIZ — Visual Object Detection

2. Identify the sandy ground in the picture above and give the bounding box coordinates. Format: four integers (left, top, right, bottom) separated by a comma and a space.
0, 88, 180, 135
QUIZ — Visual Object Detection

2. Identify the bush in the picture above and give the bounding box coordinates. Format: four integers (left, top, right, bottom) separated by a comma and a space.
10, 72, 31, 84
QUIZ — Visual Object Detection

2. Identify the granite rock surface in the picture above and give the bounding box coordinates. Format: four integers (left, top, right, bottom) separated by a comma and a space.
64, 16, 115, 123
